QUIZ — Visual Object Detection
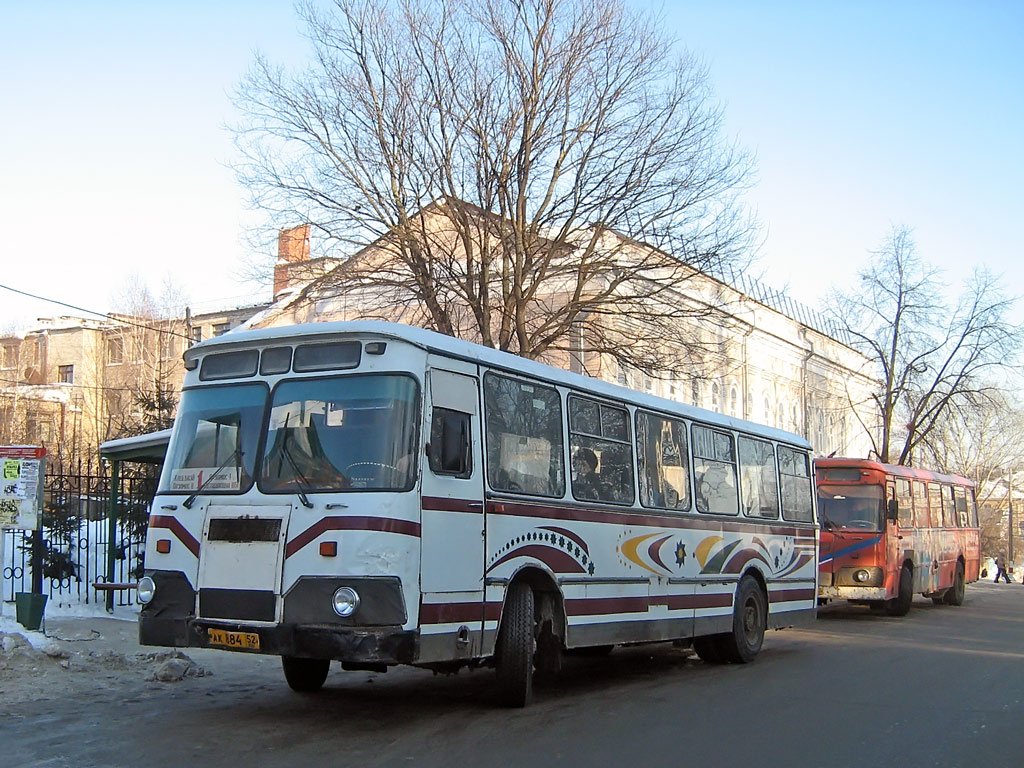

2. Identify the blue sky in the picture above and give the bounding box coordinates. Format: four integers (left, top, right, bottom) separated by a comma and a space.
1, 1, 1021, 330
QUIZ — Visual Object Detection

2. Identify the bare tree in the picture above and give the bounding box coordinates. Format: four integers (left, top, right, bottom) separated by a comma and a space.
104, 275, 186, 439
828, 226, 1021, 464
233, 0, 754, 376
921, 391, 1024, 555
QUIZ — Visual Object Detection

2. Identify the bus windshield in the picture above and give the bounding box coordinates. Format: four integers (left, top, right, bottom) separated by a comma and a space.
259, 374, 419, 493
159, 383, 267, 494
817, 484, 884, 531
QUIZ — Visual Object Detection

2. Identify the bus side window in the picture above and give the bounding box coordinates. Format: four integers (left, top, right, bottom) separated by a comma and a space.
428, 408, 471, 478
692, 425, 738, 515
927, 483, 945, 527
895, 478, 913, 526
636, 411, 690, 511
969, 489, 979, 527
913, 481, 929, 527
738, 436, 779, 519
569, 396, 635, 504
941, 484, 957, 527
778, 446, 813, 522
483, 374, 564, 497
954, 486, 968, 528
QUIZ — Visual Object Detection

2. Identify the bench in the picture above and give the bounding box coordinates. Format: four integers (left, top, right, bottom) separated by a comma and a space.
91, 582, 137, 592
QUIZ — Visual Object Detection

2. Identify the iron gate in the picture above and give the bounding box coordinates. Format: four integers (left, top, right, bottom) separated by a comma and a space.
1, 461, 156, 609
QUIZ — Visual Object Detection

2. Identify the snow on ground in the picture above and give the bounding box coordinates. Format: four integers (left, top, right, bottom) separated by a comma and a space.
0, 599, 207, 705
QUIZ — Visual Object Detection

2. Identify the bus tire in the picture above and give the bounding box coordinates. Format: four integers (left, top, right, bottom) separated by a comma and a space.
886, 565, 913, 616
944, 561, 966, 606
495, 581, 535, 707
692, 635, 724, 664
282, 656, 330, 692
720, 575, 767, 664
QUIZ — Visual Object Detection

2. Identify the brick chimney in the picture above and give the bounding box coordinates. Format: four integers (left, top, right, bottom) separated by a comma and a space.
274, 224, 311, 299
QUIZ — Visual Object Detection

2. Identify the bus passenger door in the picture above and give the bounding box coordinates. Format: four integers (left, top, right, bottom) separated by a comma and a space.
419, 366, 485, 658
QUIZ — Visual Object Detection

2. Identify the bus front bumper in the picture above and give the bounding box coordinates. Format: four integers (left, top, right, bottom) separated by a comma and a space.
818, 585, 887, 601
138, 569, 416, 664
140, 613, 417, 663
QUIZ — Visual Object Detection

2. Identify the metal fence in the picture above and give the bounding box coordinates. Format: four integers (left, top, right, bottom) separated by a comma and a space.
1, 461, 156, 609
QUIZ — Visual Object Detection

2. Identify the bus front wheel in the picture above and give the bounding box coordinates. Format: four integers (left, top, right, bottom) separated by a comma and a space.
282, 656, 330, 692
495, 582, 536, 707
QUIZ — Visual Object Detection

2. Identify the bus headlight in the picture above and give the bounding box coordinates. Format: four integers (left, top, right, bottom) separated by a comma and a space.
332, 586, 360, 617
137, 576, 157, 604
853, 569, 871, 583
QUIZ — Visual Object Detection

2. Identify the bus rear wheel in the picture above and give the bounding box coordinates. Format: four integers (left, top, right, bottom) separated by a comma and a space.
495, 582, 536, 707
282, 656, 330, 692
719, 575, 767, 664
944, 561, 966, 606
885, 564, 913, 616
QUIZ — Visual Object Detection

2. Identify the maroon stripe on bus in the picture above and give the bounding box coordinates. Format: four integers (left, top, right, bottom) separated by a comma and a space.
768, 588, 816, 603
421, 496, 482, 514
420, 592, 738, 626
285, 516, 420, 558
487, 544, 586, 574
539, 525, 590, 555
487, 499, 811, 538
565, 596, 650, 616
649, 593, 734, 610
148, 515, 200, 558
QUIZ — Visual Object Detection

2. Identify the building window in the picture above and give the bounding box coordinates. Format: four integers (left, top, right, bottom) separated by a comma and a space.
729, 386, 739, 417
106, 337, 124, 364
58, 364, 74, 384
191, 326, 203, 345
2, 345, 17, 368
711, 382, 720, 412
212, 322, 231, 337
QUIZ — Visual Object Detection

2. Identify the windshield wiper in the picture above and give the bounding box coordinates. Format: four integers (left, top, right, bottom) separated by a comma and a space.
279, 437, 315, 509
183, 448, 242, 509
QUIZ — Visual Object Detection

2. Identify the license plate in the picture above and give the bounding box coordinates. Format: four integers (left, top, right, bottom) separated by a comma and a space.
208, 628, 260, 650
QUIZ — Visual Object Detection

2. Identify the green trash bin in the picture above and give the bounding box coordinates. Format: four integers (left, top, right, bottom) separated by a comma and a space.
15, 592, 48, 631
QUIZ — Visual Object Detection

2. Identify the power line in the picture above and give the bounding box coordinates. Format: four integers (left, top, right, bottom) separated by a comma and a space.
0, 283, 194, 341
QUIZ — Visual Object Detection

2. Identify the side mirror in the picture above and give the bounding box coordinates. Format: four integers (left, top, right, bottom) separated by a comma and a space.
886, 498, 899, 522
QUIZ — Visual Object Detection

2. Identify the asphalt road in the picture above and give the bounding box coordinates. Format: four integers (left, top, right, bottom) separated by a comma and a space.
5, 580, 1024, 768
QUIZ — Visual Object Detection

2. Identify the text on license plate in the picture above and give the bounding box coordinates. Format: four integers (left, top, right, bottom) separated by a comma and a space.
208, 628, 260, 650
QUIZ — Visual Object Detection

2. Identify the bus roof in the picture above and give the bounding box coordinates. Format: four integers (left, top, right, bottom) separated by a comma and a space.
815, 457, 974, 488
187, 320, 811, 450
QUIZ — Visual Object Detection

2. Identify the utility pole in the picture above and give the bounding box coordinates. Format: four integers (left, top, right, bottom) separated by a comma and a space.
1010, 472, 1015, 566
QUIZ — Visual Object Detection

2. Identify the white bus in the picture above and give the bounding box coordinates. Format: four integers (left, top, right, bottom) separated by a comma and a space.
138, 321, 818, 706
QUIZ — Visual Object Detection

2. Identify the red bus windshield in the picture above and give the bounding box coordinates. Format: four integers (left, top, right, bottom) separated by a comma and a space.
817, 484, 884, 531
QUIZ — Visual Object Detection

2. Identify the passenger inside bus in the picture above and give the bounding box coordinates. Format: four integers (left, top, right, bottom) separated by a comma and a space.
572, 447, 605, 500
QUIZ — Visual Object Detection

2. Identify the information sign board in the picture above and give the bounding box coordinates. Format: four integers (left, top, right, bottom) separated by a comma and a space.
0, 445, 46, 530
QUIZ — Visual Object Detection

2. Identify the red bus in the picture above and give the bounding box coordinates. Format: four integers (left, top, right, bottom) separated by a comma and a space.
816, 458, 980, 615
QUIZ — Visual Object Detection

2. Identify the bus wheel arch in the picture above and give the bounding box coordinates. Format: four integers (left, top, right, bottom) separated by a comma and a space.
494, 567, 565, 706
886, 561, 914, 616
719, 570, 768, 664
